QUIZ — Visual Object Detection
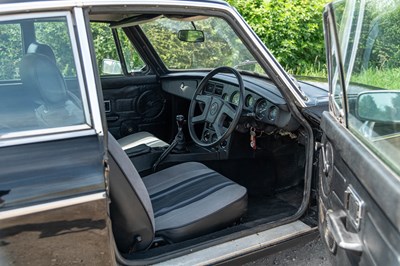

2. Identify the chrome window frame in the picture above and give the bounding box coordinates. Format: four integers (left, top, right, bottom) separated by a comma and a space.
0, 11, 103, 147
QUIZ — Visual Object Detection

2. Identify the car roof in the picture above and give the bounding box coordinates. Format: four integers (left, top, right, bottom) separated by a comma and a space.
0, 0, 229, 5
0, 0, 231, 16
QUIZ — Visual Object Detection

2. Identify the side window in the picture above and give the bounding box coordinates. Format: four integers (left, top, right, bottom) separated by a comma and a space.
0, 15, 87, 136
91, 23, 145, 75
0, 23, 23, 81
336, 0, 400, 174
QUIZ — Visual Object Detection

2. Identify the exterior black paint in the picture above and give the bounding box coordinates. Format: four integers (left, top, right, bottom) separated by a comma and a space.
0, 135, 105, 210
0, 199, 113, 265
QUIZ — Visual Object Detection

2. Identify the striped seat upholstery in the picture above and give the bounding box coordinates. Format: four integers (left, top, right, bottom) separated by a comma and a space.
143, 162, 248, 242
108, 133, 247, 252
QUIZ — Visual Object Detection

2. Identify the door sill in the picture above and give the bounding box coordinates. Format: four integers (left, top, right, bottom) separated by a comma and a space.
155, 220, 314, 266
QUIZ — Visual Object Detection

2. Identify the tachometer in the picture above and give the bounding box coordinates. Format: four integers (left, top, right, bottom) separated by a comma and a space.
255, 99, 268, 120
231, 91, 240, 106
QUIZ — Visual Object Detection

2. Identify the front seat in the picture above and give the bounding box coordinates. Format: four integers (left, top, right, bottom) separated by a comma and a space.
25, 42, 166, 149
108, 132, 248, 253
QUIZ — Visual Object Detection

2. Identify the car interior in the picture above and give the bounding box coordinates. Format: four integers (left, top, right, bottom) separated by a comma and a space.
1, 7, 317, 261
86, 10, 316, 260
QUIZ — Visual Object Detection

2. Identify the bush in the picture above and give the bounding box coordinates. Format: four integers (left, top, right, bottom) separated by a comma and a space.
227, 0, 329, 75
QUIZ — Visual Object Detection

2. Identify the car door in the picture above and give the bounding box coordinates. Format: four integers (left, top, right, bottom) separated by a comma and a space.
90, 23, 170, 141
0, 9, 113, 265
319, 0, 400, 265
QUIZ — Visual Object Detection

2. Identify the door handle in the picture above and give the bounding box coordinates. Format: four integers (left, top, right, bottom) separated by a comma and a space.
315, 142, 332, 176
326, 210, 363, 253
107, 115, 119, 122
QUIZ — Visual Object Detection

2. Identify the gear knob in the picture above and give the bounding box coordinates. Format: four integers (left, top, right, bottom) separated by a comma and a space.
176, 115, 185, 129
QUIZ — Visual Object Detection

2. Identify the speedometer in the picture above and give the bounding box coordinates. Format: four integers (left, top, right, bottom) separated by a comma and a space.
255, 99, 268, 120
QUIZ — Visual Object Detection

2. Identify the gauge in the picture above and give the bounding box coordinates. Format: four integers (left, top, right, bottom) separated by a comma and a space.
268, 106, 278, 121
255, 99, 268, 120
231, 91, 240, 106
245, 95, 254, 107
222, 93, 229, 101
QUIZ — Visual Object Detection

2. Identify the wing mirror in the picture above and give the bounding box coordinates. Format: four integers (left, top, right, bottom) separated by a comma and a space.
357, 91, 400, 123
177, 30, 205, 43
102, 59, 122, 75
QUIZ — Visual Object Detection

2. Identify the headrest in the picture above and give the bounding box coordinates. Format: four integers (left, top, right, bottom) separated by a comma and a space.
20, 53, 67, 106
27, 42, 57, 64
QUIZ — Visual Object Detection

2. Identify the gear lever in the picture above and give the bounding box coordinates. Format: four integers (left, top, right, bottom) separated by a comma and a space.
173, 115, 188, 153
152, 115, 188, 172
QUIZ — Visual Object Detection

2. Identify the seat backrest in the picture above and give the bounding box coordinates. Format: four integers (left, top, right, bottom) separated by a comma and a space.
107, 133, 155, 253
20, 44, 84, 128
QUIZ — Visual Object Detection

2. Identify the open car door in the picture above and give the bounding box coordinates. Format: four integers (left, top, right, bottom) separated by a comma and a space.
319, 0, 400, 265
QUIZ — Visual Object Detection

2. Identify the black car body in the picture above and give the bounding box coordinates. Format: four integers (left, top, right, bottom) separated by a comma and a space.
0, 0, 398, 265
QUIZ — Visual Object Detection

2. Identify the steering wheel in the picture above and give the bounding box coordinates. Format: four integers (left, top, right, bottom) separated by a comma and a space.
188, 66, 244, 147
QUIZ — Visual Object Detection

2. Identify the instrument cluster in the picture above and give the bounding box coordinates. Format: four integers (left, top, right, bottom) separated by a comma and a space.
205, 81, 280, 124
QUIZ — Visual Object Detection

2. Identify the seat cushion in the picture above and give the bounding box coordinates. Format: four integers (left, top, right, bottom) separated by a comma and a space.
117, 131, 169, 150
142, 162, 247, 242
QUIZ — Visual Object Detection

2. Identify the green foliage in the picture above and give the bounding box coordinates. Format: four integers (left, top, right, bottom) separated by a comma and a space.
0, 24, 23, 80
35, 20, 76, 77
227, 0, 329, 75
140, 18, 252, 70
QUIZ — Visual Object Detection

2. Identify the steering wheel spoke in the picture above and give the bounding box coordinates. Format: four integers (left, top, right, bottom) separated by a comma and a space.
192, 113, 207, 124
195, 94, 212, 105
212, 123, 224, 138
221, 102, 236, 120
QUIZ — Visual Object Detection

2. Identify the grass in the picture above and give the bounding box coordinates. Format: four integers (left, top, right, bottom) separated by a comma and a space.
351, 68, 400, 90
291, 64, 400, 90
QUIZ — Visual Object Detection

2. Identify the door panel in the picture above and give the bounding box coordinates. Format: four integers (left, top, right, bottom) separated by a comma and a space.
0, 135, 114, 265
319, 112, 400, 265
101, 76, 170, 141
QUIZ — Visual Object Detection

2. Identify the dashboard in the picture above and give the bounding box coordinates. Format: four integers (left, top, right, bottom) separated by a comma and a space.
161, 73, 300, 131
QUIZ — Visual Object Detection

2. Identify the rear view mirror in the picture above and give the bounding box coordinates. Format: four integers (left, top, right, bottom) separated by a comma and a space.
357, 91, 400, 123
177, 30, 205, 43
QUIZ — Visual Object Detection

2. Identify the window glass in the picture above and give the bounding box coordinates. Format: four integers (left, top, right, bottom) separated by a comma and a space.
91, 22, 122, 75
340, 0, 400, 174
35, 19, 76, 77
90, 23, 145, 75
0, 23, 23, 81
140, 16, 264, 74
0, 16, 86, 136
327, 1, 346, 120
117, 28, 145, 72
